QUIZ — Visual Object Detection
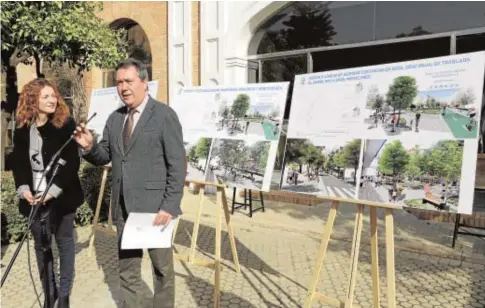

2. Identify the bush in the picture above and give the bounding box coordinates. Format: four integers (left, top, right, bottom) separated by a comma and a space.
1, 161, 113, 244
1, 171, 28, 244
77, 161, 112, 225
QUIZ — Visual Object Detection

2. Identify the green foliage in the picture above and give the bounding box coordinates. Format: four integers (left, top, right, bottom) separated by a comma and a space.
212, 140, 271, 175
231, 94, 250, 119
0, 162, 113, 244
195, 138, 212, 159
428, 140, 463, 181
74, 202, 94, 227
1, 1, 128, 72
78, 161, 112, 224
378, 140, 463, 183
405, 151, 423, 179
250, 142, 271, 171
386, 76, 418, 112
1, 172, 28, 244
378, 140, 410, 176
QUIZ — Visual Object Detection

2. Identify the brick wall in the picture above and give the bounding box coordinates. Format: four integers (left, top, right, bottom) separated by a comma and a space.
248, 190, 485, 228
95, 1, 169, 103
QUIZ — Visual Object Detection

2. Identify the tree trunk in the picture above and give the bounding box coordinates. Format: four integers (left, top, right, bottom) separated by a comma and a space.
33, 53, 44, 78
71, 73, 88, 123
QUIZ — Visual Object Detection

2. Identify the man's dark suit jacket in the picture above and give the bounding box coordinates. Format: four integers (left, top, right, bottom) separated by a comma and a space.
83, 97, 185, 219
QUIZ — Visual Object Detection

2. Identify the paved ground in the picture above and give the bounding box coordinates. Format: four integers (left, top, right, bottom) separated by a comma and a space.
214, 120, 277, 141
2, 188, 485, 308
186, 164, 206, 182
212, 168, 264, 191
364, 112, 456, 140
281, 169, 356, 199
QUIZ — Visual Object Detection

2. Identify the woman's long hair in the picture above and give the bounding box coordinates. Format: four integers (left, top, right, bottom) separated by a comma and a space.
16, 78, 70, 128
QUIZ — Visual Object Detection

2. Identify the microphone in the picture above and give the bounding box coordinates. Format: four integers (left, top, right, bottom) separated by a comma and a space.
43, 112, 97, 174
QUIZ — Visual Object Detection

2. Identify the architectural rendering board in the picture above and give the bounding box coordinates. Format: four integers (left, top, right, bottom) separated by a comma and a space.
284, 52, 485, 214
171, 82, 289, 191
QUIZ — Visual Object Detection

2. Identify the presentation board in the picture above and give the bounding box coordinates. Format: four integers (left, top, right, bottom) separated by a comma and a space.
87, 81, 159, 140
171, 83, 289, 191
282, 51, 485, 214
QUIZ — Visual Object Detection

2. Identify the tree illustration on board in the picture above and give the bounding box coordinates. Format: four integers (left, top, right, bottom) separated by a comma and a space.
230, 94, 250, 130
386, 76, 418, 126
378, 140, 410, 181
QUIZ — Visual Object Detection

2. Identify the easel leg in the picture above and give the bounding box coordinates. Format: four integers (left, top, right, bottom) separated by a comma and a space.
231, 187, 236, 214
385, 209, 396, 308
214, 187, 223, 308
370, 207, 380, 307
189, 187, 205, 264
303, 201, 339, 308
88, 167, 108, 257
107, 199, 113, 231
344, 204, 364, 308
221, 188, 241, 273
452, 213, 461, 248
259, 191, 265, 212
248, 190, 253, 218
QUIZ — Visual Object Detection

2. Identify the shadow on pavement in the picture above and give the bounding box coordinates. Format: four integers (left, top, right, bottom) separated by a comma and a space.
93, 231, 154, 308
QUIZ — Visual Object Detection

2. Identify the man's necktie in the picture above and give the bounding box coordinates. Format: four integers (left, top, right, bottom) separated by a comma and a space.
123, 108, 137, 151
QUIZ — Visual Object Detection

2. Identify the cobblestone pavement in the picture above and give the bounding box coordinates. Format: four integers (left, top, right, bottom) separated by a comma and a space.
1, 190, 485, 308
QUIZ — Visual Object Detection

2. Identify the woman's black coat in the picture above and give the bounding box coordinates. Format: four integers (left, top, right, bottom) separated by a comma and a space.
12, 117, 84, 217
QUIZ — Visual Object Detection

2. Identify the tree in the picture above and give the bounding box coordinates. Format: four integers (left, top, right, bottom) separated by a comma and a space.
230, 94, 250, 128
396, 26, 432, 38
1, 1, 128, 118
195, 138, 212, 159
405, 151, 422, 181
284, 139, 308, 173
455, 88, 476, 106
366, 85, 379, 109
378, 140, 409, 179
249, 142, 270, 172
341, 139, 361, 184
386, 76, 418, 126
429, 140, 463, 183
213, 140, 247, 178
269, 104, 281, 118
259, 2, 337, 119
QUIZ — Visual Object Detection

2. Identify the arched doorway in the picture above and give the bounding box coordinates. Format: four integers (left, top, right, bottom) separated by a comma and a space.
104, 18, 153, 87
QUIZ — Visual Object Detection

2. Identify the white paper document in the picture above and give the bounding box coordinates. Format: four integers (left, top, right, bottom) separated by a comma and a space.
121, 213, 177, 250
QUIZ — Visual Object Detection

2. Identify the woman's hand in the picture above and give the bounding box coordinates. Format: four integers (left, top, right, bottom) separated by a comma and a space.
35, 193, 54, 205
22, 191, 36, 205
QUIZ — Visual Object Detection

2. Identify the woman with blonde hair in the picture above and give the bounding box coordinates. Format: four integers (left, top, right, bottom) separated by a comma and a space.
12, 78, 83, 308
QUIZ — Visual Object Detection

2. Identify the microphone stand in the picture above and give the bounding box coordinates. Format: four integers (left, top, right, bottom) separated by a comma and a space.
1, 113, 97, 305
1, 158, 65, 307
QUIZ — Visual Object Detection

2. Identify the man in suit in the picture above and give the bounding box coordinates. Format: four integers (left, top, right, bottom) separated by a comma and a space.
73, 58, 185, 308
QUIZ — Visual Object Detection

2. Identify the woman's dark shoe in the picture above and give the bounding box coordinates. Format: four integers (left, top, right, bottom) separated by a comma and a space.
56, 296, 70, 308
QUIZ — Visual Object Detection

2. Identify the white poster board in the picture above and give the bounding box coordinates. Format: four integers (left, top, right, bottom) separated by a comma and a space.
87, 81, 159, 140
171, 83, 289, 191
283, 52, 485, 214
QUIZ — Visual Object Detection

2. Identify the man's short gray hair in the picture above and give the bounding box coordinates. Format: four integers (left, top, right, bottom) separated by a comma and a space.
115, 58, 149, 81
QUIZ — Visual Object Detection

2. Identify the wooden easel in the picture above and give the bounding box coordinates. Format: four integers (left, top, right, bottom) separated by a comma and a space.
88, 164, 116, 257
173, 180, 241, 308
304, 196, 401, 308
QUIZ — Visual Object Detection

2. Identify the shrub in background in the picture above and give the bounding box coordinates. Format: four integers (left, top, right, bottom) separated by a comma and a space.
1, 161, 113, 244
77, 161, 112, 225
1, 171, 28, 244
